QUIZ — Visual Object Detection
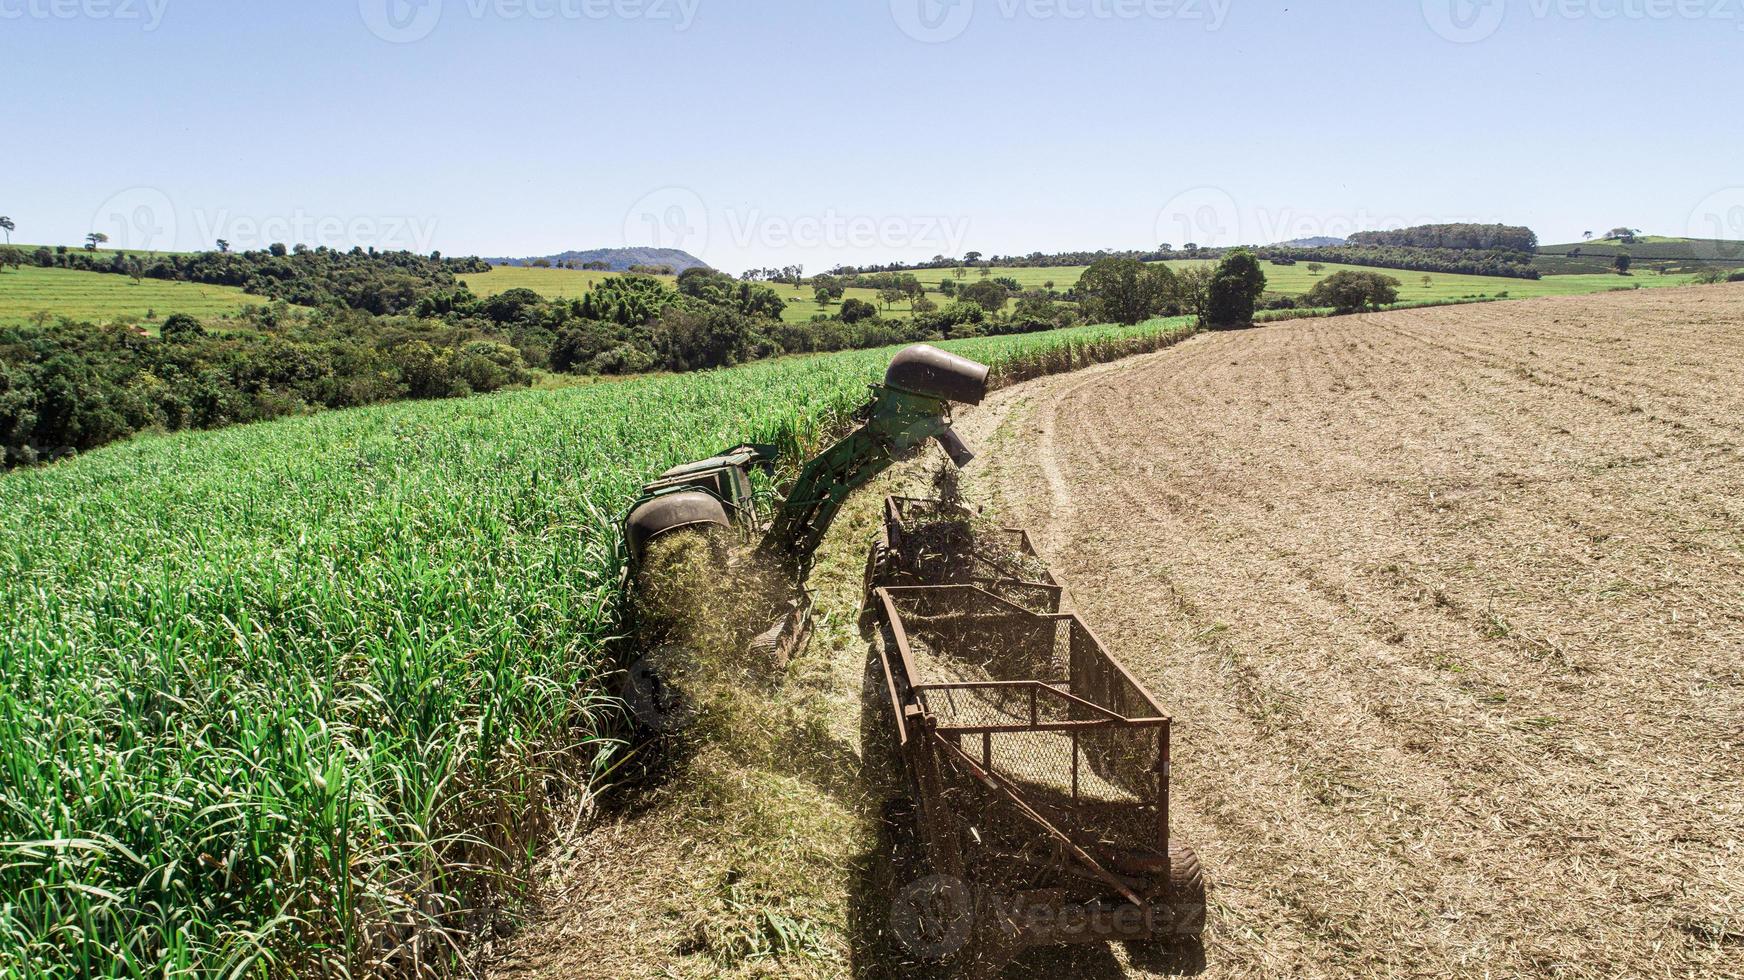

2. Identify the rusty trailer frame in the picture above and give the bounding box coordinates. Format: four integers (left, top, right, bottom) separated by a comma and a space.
867, 578, 1206, 973
866, 496, 1066, 617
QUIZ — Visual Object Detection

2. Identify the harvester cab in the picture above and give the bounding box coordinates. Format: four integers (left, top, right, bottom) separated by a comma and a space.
622, 344, 991, 663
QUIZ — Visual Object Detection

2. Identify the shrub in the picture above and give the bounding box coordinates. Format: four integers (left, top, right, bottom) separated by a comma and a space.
450, 341, 533, 393
839, 298, 877, 324
160, 313, 207, 341
959, 278, 1011, 313
1305, 270, 1402, 314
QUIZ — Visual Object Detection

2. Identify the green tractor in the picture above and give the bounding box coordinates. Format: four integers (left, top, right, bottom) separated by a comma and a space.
623, 344, 991, 663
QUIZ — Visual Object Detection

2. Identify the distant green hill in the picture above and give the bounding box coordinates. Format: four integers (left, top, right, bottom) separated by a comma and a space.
1537, 236, 1744, 274
485, 246, 708, 273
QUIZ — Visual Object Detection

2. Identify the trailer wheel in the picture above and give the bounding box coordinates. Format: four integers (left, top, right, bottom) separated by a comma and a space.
1124, 841, 1209, 973
1167, 840, 1207, 935
860, 540, 903, 635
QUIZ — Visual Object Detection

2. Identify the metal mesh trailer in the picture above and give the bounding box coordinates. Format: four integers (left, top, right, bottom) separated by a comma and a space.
863, 515, 1206, 976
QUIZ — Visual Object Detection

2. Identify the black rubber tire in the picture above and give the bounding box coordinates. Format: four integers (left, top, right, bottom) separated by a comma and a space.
1168, 840, 1208, 935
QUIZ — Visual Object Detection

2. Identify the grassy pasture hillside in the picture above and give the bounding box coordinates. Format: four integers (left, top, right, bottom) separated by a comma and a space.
472, 259, 1636, 322
1536, 236, 1744, 274
0, 265, 262, 328
463, 265, 926, 322
461, 264, 668, 299
1539, 235, 1744, 258
0, 315, 1196, 977
946, 259, 1698, 302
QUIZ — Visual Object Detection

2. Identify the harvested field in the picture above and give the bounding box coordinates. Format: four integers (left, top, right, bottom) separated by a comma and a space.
955, 284, 1744, 977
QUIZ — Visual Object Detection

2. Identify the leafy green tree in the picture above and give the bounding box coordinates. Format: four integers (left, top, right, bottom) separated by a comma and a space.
960, 278, 1010, 313
85, 232, 109, 251
1305, 270, 1401, 313
1077, 257, 1176, 325
814, 287, 834, 307
1204, 249, 1267, 328
1347, 223, 1538, 253
0, 216, 13, 244
1614, 252, 1632, 275
0, 247, 22, 273
839, 298, 877, 324
484, 287, 546, 324
1306, 263, 1324, 275
1169, 266, 1215, 323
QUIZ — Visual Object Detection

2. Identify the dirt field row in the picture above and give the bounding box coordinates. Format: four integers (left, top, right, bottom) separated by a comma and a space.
488, 286, 1744, 978
956, 285, 1744, 977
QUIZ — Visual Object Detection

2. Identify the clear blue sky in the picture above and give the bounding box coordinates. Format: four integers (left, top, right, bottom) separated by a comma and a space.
5, 0, 1740, 274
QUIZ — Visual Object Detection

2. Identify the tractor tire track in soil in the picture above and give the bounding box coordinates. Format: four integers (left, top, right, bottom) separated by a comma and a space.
953, 285, 1744, 978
